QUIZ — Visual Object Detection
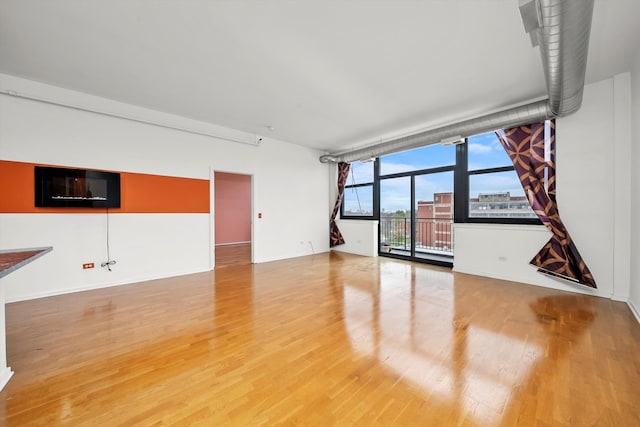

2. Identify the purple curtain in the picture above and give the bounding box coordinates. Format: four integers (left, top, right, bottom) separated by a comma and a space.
330, 162, 350, 247
495, 120, 597, 288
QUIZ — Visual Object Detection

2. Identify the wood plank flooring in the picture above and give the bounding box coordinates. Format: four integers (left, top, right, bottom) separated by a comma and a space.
215, 243, 251, 268
1, 251, 639, 426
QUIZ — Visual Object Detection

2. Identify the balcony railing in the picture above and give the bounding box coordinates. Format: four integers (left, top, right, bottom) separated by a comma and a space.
380, 216, 453, 256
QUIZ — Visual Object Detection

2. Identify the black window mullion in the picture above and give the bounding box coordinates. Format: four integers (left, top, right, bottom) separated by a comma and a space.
461, 132, 542, 225
410, 175, 416, 258
454, 141, 468, 222
373, 158, 380, 221
341, 160, 378, 220
344, 182, 373, 190
341, 183, 375, 219
343, 129, 542, 226
468, 165, 514, 175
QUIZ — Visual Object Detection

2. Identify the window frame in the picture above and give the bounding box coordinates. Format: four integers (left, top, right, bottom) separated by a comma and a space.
339, 131, 543, 226
340, 160, 379, 220
454, 140, 541, 225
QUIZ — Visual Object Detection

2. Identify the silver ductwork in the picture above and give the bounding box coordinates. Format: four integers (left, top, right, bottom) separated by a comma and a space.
539, 0, 594, 116
320, 0, 593, 164
320, 100, 550, 163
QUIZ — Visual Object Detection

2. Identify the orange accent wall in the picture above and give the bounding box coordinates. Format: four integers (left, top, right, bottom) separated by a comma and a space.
0, 160, 209, 213
120, 172, 209, 213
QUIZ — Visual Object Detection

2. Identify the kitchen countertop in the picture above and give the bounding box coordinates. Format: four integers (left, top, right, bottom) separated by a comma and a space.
0, 247, 53, 279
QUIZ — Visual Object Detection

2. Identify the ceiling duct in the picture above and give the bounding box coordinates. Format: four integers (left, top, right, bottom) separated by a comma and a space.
320, 0, 594, 164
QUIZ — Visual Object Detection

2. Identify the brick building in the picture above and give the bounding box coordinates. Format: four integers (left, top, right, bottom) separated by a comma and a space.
416, 192, 454, 251
416, 191, 535, 249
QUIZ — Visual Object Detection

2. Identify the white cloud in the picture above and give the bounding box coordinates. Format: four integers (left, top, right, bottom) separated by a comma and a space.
468, 143, 493, 154
349, 162, 374, 183
379, 162, 417, 175
378, 171, 453, 212
470, 172, 524, 197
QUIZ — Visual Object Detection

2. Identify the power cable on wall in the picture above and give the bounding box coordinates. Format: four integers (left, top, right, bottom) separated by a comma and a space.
349, 167, 363, 213
101, 207, 116, 271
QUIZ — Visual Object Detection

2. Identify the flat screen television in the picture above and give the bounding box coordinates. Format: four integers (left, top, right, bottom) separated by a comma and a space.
35, 166, 121, 208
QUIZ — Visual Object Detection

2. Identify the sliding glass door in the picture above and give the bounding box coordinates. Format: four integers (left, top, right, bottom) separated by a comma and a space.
378, 145, 456, 265
413, 171, 454, 264
379, 176, 411, 253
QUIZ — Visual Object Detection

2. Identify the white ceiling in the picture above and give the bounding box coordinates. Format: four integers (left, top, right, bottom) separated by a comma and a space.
1, 0, 639, 153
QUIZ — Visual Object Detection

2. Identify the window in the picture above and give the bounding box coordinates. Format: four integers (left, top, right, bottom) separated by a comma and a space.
380, 144, 456, 175
340, 126, 544, 226
341, 161, 376, 218
456, 131, 539, 224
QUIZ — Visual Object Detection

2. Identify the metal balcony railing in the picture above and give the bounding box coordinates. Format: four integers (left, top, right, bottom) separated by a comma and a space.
380, 216, 454, 255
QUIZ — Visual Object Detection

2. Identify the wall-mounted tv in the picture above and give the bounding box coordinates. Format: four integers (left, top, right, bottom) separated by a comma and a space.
35, 166, 121, 208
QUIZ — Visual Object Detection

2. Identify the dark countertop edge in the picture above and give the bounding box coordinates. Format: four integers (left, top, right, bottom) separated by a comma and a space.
0, 247, 53, 279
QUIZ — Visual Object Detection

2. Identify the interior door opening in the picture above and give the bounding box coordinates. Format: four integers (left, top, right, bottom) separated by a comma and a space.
213, 171, 252, 268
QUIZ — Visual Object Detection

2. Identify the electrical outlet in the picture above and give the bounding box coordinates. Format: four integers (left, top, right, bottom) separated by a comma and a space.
83, 262, 95, 269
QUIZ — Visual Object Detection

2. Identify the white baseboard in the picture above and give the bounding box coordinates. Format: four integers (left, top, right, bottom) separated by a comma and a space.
611, 294, 629, 302
0, 366, 14, 391
452, 265, 606, 298
628, 300, 640, 325
215, 241, 251, 246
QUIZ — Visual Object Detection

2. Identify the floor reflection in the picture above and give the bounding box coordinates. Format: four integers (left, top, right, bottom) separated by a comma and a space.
4, 251, 628, 425
342, 260, 597, 426
529, 294, 596, 328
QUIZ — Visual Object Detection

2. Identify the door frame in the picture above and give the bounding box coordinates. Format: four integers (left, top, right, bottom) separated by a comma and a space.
378, 166, 455, 267
209, 167, 254, 270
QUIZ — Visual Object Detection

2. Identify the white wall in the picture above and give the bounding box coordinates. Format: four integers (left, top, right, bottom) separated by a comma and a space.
454, 75, 631, 301
630, 49, 640, 321
332, 76, 634, 302
454, 76, 632, 300
612, 73, 632, 302
328, 162, 379, 258
0, 74, 330, 301
333, 219, 379, 257
454, 223, 562, 287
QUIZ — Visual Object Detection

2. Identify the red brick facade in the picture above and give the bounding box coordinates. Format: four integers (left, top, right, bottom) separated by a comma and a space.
416, 192, 453, 250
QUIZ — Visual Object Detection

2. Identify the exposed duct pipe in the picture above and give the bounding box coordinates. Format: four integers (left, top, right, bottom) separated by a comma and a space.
319, 0, 594, 164
538, 0, 594, 116
320, 100, 550, 163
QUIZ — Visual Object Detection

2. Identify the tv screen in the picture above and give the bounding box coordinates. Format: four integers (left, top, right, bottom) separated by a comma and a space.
35, 166, 121, 208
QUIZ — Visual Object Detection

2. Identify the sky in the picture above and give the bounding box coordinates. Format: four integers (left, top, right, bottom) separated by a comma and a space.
343, 131, 526, 213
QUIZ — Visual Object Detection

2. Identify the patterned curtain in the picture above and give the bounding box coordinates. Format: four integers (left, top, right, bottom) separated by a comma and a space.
495, 120, 597, 288
330, 162, 350, 247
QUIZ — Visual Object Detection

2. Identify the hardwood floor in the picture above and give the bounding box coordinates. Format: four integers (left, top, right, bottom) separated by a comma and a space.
215, 243, 251, 268
1, 252, 639, 426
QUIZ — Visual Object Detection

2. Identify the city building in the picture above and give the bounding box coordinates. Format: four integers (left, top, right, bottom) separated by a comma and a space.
469, 192, 536, 218
416, 192, 454, 251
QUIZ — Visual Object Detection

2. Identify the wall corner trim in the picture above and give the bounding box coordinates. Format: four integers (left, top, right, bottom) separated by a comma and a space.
628, 300, 640, 325
0, 367, 14, 392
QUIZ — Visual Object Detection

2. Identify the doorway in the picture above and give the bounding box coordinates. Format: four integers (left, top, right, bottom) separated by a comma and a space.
379, 170, 454, 266
214, 172, 252, 268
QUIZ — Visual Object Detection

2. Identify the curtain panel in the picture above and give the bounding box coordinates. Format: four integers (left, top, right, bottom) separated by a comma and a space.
495, 121, 597, 288
330, 162, 350, 247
